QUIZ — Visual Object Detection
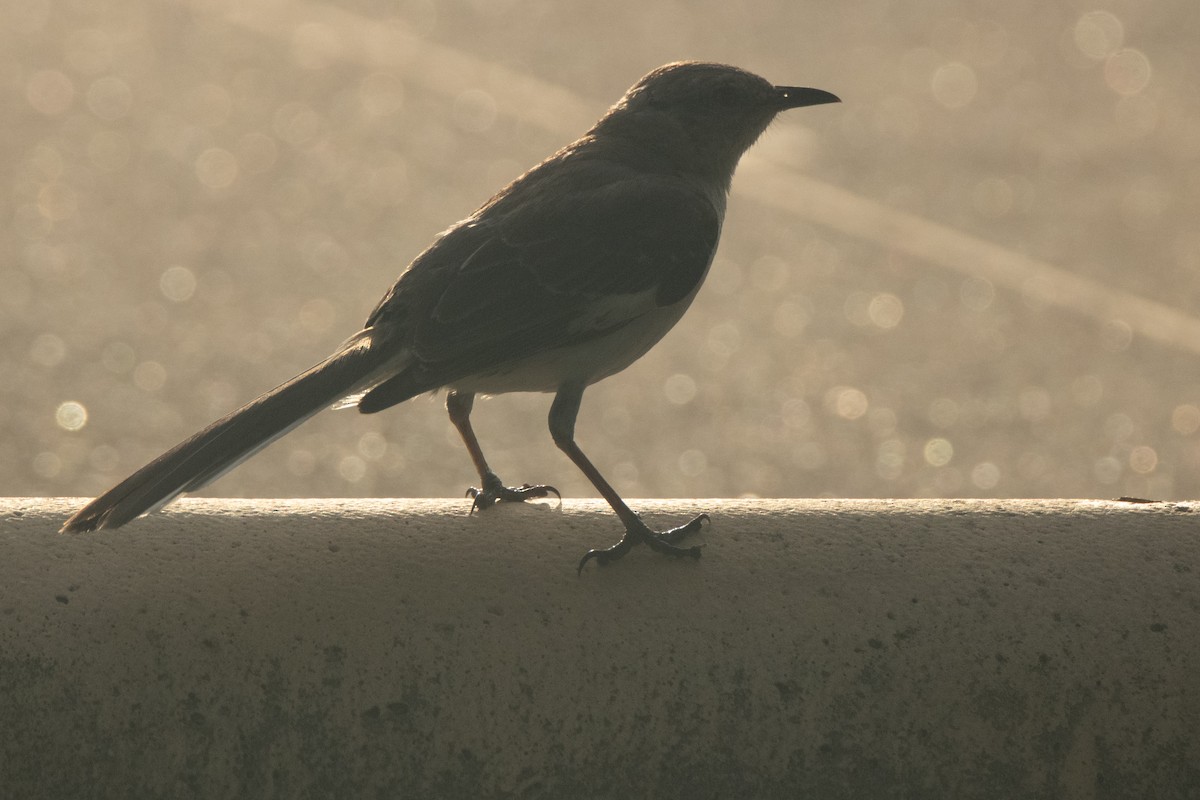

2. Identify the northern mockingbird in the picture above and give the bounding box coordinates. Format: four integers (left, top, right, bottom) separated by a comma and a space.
61, 61, 839, 571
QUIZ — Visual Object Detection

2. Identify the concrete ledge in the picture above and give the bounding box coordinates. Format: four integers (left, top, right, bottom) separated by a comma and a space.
3, 497, 1198, 798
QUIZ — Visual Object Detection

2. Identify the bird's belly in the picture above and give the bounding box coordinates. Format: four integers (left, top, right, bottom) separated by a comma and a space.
450, 298, 693, 395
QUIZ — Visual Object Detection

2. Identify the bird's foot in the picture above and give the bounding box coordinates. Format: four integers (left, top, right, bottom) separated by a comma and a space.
577, 513, 708, 574
467, 472, 560, 513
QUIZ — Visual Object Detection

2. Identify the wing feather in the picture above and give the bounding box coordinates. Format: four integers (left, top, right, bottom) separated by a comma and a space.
419, 179, 719, 369
358, 175, 720, 410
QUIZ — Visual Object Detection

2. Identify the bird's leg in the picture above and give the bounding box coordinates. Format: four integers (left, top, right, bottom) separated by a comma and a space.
549, 385, 707, 574
446, 390, 560, 512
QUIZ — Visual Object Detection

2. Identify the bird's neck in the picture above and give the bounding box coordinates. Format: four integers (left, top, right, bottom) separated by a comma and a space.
574, 112, 744, 195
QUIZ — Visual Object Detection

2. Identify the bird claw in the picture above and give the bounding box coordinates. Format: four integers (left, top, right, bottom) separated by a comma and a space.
467, 475, 561, 514
577, 513, 709, 574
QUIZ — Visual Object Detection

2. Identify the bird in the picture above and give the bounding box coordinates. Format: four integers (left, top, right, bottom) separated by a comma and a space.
60, 61, 840, 572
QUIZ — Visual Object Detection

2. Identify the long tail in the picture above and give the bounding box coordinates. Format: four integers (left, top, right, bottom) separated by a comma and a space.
61, 330, 392, 533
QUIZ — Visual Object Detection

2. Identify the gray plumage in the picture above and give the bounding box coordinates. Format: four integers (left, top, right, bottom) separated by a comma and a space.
61, 62, 839, 568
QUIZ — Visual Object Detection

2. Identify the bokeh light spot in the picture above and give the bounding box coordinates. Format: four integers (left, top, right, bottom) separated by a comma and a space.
924, 438, 954, 467
133, 361, 167, 392
1094, 456, 1122, 484
828, 386, 868, 420
876, 439, 906, 480
664, 373, 697, 405
195, 148, 239, 189
971, 462, 1001, 490
1105, 48, 1151, 96
705, 322, 741, 362
338, 455, 367, 482
56, 401, 88, 431
931, 62, 978, 109
1171, 404, 1200, 435
37, 184, 79, 222
160, 265, 197, 303
33, 452, 63, 478
358, 432, 387, 461
868, 293, 904, 329
1129, 445, 1158, 474
960, 277, 995, 311
1073, 11, 1123, 60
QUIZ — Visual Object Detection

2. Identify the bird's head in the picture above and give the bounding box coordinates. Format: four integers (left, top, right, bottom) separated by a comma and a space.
592, 62, 839, 184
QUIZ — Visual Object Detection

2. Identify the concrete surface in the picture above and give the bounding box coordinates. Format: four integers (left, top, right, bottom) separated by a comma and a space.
2, 497, 1198, 799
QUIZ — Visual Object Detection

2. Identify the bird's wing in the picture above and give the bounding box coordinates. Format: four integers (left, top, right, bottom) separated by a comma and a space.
411, 177, 721, 377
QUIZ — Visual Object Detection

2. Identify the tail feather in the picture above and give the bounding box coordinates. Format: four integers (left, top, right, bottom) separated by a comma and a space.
61, 330, 391, 533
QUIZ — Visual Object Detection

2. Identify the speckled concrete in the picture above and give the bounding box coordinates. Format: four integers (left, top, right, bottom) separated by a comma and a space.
3, 497, 1198, 798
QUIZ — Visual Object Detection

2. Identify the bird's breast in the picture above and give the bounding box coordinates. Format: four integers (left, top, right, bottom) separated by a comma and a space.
450, 288, 696, 395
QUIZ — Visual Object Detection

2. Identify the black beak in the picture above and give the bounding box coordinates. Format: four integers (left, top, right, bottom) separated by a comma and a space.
774, 86, 841, 110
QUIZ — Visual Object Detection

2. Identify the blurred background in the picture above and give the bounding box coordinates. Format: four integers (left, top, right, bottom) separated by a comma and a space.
6, 0, 1200, 503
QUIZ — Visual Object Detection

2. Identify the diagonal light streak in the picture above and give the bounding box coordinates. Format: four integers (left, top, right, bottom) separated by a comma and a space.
200, 0, 1200, 355
738, 158, 1200, 355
